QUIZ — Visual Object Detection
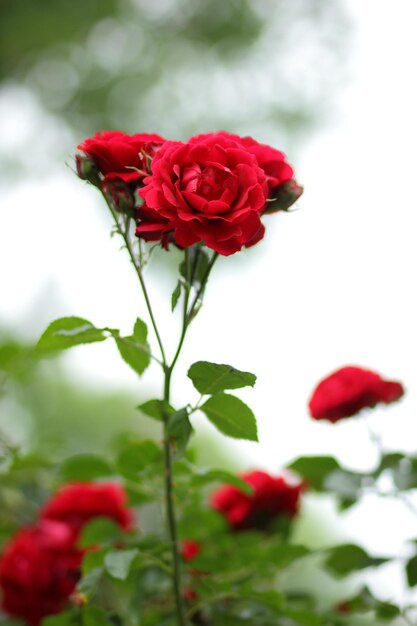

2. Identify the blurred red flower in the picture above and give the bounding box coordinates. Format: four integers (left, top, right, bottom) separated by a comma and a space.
308, 365, 404, 423
211, 470, 303, 531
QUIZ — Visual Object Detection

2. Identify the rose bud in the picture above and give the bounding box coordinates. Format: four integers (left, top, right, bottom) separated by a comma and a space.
75, 153, 101, 187
263, 179, 304, 214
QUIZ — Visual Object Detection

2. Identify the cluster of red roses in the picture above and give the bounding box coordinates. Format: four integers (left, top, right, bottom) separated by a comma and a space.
0, 482, 133, 626
76, 130, 303, 256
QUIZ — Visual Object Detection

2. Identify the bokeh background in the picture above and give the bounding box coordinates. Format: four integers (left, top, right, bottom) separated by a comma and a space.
1, 0, 417, 612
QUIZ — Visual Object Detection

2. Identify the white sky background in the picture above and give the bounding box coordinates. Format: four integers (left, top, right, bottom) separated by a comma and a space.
1, 0, 417, 603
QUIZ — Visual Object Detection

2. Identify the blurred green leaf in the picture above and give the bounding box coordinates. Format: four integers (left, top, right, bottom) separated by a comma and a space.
82, 606, 110, 626
201, 393, 257, 441
60, 454, 114, 481
188, 361, 256, 394
104, 548, 139, 580
406, 555, 417, 587
138, 399, 175, 421
288, 456, 342, 490
79, 518, 124, 548
190, 469, 253, 495
324, 544, 389, 577
77, 566, 103, 598
116, 439, 162, 479
43, 610, 79, 626
167, 409, 192, 458
171, 281, 182, 312
36, 317, 106, 352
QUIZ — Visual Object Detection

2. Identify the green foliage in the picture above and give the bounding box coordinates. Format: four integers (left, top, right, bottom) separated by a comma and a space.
138, 400, 175, 421
60, 454, 114, 481
167, 409, 193, 458
188, 361, 256, 394
114, 317, 151, 377
171, 281, 182, 312
406, 554, 417, 587
201, 393, 258, 441
104, 548, 139, 580
36, 317, 106, 352
116, 439, 163, 480
324, 544, 389, 577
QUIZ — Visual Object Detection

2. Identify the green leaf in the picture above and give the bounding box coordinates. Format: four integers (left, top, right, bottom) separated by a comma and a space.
104, 548, 139, 580
133, 317, 148, 343
82, 549, 108, 575
188, 361, 256, 394
201, 393, 258, 441
138, 399, 175, 421
190, 469, 253, 495
376, 602, 401, 620
82, 607, 110, 626
324, 544, 389, 577
324, 470, 363, 507
240, 588, 285, 611
115, 336, 150, 377
167, 409, 192, 457
79, 518, 124, 548
43, 611, 79, 626
171, 281, 182, 311
406, 554, 417, 587
288, 456, 342, 490
116, 439, 162, 479
77, 567, 103, 598
60, 454, 114, 481
282, 608, 322, 626
36, 317, 106, 352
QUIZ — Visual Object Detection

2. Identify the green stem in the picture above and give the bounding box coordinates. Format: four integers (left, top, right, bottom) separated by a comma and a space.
104, 195, 167, 365
186, 251, 219, 324
163, 369, 187, 626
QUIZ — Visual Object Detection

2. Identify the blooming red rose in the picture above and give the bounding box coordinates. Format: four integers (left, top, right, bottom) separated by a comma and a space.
308, 366, 405, 423
41, 482, 134, 536
0, 520, 82, 625
137, 133, 269, 255
77, 130, 165, 184
211, 470, 303, 531
190, 132, 296, 199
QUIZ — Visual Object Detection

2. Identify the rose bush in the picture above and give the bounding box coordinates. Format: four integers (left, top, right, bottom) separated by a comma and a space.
211, 470, 303, 531
308, 365, 404, 422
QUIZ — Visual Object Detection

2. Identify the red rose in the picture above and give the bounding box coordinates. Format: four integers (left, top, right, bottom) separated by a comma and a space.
0, 520, 82, 625
41, 482, 134, 536
190, 132, 296, 199
308, 366, 405, 423
137, 133, 268, 255
77, 130, 165, 184
211, 470, 303, 531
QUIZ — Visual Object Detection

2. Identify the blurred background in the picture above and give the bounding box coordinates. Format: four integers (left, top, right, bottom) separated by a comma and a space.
1, 0, 417, 611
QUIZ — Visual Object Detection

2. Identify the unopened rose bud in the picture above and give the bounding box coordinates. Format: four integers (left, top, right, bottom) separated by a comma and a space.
103, 180, 135, 215
75, 154, 101, 186
264, 180, 304, 214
